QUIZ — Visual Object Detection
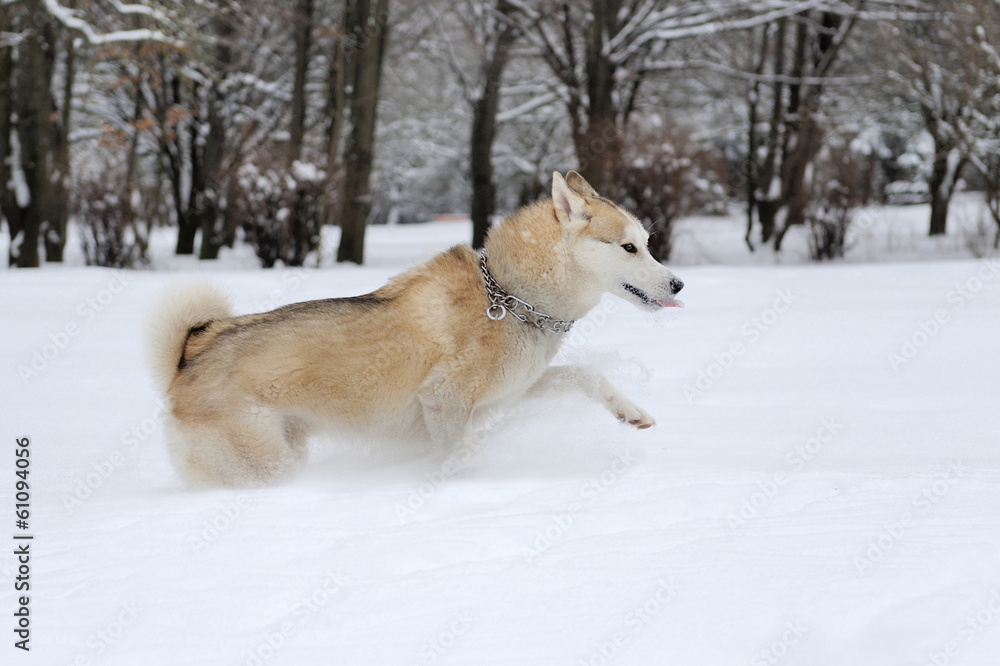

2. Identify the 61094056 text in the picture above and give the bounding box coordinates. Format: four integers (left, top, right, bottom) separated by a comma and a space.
13, 436, 32, 652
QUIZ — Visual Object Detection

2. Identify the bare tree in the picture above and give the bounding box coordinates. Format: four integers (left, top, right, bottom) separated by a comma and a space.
12, 1, 57, 268
288, 0, 316, 166
337, 0, 391, 264
150, 48, 199, 255
0, 4, 21, 265
517, 1, 829, 196
133, 1, 297, 258
744, 8, 862, 251
967, 1, 1000, 249
521, 0, 634, 194
426, 0, 527, 248
46, 10, 78, 263
318, 0, 348, 229
9, 0, 995, 270
889, 0, 1000, 236
1, 0, 177, 265
467, 1, 522, 249
194, 7, 237, 260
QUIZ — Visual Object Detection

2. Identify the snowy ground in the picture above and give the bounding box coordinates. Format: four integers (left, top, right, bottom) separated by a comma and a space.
2, 197, 1000, 665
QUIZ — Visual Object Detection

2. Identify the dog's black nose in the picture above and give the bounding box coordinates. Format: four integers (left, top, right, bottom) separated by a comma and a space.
670, 278, 684, 294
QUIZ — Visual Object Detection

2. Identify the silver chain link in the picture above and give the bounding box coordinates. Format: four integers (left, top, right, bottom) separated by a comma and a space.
478, 252, 574, 334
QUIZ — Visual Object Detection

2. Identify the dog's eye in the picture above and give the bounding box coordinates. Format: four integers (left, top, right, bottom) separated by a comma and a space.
621, 243, 637, 254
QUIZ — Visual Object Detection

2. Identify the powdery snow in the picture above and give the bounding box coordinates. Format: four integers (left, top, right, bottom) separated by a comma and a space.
2, 203, 999, 665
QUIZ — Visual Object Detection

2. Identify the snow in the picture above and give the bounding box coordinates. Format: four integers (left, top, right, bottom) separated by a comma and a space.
671, 193, 995, 266
290, 161, 324, 184
2, 199, 1000, 665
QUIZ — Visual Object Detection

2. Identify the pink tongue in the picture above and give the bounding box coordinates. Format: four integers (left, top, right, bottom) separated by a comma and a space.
657, 299, 684, 308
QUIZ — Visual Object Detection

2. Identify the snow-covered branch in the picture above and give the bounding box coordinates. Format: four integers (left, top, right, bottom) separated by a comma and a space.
640, 58, 869, 86
108, 0, 173, 25
495, 90, 557, 123
612, 0, 830, 65
40, 0, 182, 47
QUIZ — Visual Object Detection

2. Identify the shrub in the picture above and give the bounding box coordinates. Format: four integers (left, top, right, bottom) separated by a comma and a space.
236, 161, 324, 268
805, 182, 853, 260
804, 142, 867, 261
78, 181, 148, 268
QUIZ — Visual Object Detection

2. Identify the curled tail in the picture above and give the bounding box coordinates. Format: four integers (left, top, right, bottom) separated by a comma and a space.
145, 282, 233, 394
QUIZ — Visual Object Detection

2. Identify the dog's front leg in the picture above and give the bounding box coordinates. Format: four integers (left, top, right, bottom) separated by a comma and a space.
418, 375, 475, 447
529, 365, 656, 429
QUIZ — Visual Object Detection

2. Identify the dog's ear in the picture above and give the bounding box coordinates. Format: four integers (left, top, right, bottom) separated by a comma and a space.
552, 172, 590, 231
565, 171, 598, 197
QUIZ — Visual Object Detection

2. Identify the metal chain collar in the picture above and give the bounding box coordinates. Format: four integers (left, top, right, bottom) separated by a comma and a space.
478, 252, 574, 334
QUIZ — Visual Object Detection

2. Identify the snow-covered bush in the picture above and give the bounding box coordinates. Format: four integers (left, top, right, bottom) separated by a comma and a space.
803, 143, 868, 261
982, 157, 1000, 253
235, 162, 324, 268
805, 182, 853, 261
77, 181, 149, 269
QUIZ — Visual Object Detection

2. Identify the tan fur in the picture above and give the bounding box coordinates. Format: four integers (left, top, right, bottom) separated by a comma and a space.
147, 172, 683, 487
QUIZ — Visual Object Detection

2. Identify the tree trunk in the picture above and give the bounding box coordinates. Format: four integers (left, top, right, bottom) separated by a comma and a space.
757, 18, 786, 244
155, 65, 198, 256
0, 4, 19, 265
318, 1, 347, 227
469, 101, 498, 249
46, 20, 76, 263
771, 10, 849, 252
14, 3, 57, 267
768, 14, 808, 252
746, 76, 759, 252
175, 212, 198, 254
575, 0, 622, 194
178, 79, 203, 255
575, 115, 621, 198
774, 109, 823, 251
197, 89, 226, 260
198, 11, 236, 260
927, 190, 949, 237
745, 23, 771, 252
288, 0, 314, 166
926, 144, 965, 237
758, 200, 780, 244
337, 0, 390, 265
470, 2, 519, 250
122, 90, 143, 252
986, 158, 1000, 249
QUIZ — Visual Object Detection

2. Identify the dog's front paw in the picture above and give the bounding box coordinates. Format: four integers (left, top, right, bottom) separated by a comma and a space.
605, 395, 656, 430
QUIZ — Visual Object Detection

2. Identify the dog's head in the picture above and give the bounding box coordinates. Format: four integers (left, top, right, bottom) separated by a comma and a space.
552, 171, 684, 311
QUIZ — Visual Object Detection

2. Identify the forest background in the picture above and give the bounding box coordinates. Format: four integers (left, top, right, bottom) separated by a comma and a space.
2, 0, 999, 268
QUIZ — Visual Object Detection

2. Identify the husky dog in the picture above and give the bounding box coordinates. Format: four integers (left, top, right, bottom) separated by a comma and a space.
147, 172, 683, 486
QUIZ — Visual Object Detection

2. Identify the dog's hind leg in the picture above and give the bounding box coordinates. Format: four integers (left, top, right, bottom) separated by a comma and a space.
529, 365, 656, 429
165, 406, 306, 487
